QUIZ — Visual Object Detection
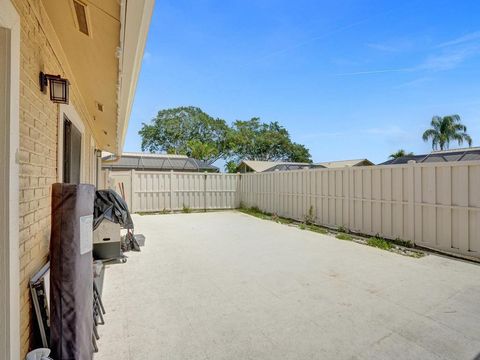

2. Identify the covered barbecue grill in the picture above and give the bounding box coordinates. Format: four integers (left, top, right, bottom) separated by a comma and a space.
93, 189, 140, 259
94, 189, 134, 230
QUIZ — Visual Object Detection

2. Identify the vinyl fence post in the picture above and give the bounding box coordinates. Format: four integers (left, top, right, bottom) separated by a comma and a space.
204, 171, 208, 212
170, 170, 174, 211
408, 160, 416, 245
130, 169, 135, 212
237, 172, 242, 208
348, 167, 354, 231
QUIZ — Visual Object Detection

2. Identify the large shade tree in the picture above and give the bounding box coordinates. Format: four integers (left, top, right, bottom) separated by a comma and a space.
139, 107, 230, 164
422, 115, 472, 151
227, 118, 311, 163
139, 108, 312, 169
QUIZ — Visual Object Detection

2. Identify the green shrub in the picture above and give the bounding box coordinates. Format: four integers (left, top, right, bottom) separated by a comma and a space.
299, 224, 306, 230
336, 233, 353, 241
182, 204, 192, 213
367, 237, 392, 250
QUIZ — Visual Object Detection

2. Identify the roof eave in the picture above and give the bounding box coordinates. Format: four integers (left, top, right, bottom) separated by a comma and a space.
116, 0, 155, 156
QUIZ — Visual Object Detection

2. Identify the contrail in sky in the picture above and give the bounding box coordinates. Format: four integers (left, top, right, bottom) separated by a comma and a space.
335, 68, 413, 76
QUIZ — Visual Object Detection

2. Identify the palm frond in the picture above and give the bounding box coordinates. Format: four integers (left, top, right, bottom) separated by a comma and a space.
423, 115, 472, 150
422, 129, 438, 142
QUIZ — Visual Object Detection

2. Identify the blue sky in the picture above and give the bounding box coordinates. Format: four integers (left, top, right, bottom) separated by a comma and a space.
125, 0, 480, 167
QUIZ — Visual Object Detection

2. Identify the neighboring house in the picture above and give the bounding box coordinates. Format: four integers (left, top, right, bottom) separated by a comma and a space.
379, 155, 427, 165
102, 153, 219, 173
314, 159, 374, 168
379, 147, 480, 165
0, 0, 154, 358
238, 160, 312, 173
263, 163, 317, 172
238, 159, 374, 173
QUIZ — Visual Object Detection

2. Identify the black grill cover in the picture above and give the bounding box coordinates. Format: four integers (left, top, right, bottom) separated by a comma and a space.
93, 189, 133, 230
50, 183, 95, 360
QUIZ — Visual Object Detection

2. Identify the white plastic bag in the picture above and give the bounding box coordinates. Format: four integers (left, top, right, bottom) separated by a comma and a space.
26, 348, 52, 360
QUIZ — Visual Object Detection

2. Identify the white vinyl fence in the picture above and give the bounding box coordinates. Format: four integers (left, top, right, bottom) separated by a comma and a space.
103, 161, 480, 260
104, 170, 241, 212
240, 161, 480, 260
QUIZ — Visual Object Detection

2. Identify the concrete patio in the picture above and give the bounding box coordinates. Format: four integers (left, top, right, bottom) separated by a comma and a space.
95, 211, 480, 360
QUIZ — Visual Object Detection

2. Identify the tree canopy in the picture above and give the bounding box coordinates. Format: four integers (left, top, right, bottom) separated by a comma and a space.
227, 118, 311, 163
139, 107, 312, 168
139, 107, 230, 164
389, 149, 413, 159
225, 161, 239, 174
422, 115, 472, 151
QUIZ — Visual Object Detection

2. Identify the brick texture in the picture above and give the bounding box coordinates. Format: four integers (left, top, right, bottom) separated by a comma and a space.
11, 0, 97, 357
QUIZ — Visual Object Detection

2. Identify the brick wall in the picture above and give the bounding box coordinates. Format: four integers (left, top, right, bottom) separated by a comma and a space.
11, 0, 96, 356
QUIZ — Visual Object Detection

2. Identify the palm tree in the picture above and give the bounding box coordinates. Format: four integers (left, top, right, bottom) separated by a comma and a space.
389, 149, 413, 159
422, 115, 472, 151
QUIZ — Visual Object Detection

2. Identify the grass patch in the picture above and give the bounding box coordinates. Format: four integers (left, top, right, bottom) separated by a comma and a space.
367, 237, 393, 250
336, 233, 353, 241
238, 206, 272, 220
307, 225, 327, 234
182, 205, 192, 214
392, 238, 413, 248
410, 251, 425, 258
271, 214, 292, 224
237, 205, 422, 258
137, 209, 170, 216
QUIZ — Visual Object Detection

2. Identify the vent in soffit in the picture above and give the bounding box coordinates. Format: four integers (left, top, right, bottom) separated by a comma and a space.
73, 0, 89, 36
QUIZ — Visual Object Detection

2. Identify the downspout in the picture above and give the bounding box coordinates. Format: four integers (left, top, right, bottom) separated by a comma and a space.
94, 149, 102, 188
99, 153, 124, 189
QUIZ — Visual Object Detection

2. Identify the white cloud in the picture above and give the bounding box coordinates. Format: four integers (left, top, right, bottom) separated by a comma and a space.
336, 68, 412, 76
419, 45, 479, 71
436, 31, 480, 48
336, 44, 480, 77
367, 39, 414, 53
338, 30, 480, 77
394, 77, 431, 89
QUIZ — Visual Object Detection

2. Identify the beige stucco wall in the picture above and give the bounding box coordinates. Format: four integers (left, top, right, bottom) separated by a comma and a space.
12, 0, 97, 356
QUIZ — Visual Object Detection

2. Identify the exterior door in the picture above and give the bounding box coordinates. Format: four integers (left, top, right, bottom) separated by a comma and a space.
63, 116, 82, 184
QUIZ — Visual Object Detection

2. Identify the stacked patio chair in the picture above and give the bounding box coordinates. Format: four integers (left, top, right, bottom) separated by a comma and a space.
92, 281, 106, 352
30, 262, 107, 355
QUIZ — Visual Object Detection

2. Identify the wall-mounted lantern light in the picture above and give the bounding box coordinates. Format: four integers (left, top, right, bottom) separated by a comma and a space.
39, 72, 70, 104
